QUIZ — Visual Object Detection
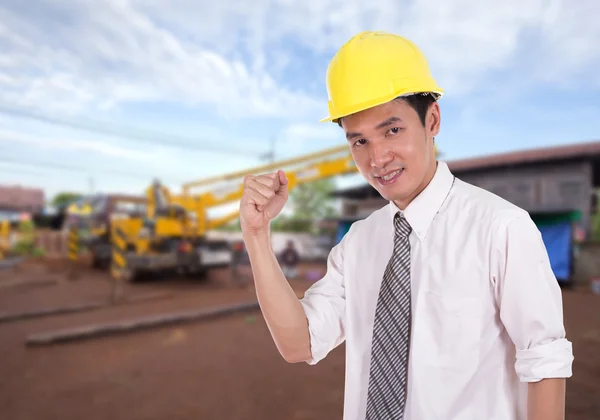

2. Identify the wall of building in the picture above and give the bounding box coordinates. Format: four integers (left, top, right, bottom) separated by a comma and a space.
456, 160, 594, 236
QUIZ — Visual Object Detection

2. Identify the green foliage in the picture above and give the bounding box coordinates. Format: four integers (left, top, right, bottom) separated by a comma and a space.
32, 247, 46, 257
269, 179, 340, 233
271, 216, 313, 232
19, 220, 35, 235
51, 192, 83, 209
592, 212, 600, 242
8, 220, 45, 257
12, 239, 34, 256
288, 179, 338, 219
12, 240, 45, 257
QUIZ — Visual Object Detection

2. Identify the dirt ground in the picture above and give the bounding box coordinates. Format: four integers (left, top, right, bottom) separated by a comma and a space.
0, 257, 598, 419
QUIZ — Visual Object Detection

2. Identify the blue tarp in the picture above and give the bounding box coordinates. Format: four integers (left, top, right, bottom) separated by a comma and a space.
336, 221, 354, 244
537, 222, 572, 283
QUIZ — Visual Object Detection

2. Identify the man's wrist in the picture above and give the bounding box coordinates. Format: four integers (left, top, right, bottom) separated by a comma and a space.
243, 229, 271, 250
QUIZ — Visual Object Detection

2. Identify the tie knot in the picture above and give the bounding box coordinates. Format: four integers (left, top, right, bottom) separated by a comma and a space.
394, 212, 412, 238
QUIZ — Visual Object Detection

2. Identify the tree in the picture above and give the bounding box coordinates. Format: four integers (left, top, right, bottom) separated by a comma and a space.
592, 212, 600, 242
290, 179, 338, 220
592, 190, 600, 242
51, 192, 83, 209
271, 179, 339, 232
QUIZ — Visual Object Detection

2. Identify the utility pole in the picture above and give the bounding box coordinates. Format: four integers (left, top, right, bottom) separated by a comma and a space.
260, 135, 277, 164
269, 136, 276, 164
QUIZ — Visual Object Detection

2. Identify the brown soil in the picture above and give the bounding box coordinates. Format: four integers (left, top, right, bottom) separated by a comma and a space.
0, 259, 597, 419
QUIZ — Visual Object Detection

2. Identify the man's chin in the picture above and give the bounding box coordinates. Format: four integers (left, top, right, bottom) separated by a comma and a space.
373, 186, 409, 205
365, 178, 409, 202
372, 186, 398, 202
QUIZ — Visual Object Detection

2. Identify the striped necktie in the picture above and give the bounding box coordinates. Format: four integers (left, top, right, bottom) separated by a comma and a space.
365, 212, 412, 419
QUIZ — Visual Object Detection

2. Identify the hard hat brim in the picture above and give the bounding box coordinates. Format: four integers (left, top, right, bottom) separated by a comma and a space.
319, 90, 444, 124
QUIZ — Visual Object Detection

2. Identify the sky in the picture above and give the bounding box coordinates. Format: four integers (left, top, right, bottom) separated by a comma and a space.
1, 0, 599, 206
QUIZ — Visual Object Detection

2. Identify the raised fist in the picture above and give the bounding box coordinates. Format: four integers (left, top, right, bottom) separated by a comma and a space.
240, 170, 288, 236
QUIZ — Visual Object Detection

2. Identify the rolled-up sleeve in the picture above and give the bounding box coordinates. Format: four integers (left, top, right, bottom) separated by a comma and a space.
299, 232, 348, 365
495, 213, 574, 382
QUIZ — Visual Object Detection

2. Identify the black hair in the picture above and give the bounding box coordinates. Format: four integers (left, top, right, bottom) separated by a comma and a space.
398, 93, 438, 126
337, 92, 438, 128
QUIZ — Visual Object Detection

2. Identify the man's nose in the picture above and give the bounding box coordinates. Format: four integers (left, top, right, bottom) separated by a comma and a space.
370, 145, 393, 167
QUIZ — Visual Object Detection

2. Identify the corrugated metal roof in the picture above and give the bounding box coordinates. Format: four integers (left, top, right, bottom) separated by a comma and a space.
448, 140, 600, 173
0, 185, 45, 212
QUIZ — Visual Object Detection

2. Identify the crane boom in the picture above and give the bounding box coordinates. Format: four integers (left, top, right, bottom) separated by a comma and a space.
195, 148, 356, 207
201, 147, 358, 230
182, 144, 350, 193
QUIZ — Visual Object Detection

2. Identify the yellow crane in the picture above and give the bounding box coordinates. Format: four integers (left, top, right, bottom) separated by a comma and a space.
110, 144, 358, 281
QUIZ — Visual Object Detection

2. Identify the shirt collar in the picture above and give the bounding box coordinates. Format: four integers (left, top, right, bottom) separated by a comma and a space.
388, 161, 455, 240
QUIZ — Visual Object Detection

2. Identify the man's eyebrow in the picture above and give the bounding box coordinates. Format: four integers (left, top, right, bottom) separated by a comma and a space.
345, 117, 404, 141
346, 131, 362, 141
375, 116, 403, 130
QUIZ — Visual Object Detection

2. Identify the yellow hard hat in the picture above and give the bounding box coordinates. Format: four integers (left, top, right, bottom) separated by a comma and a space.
321, 31, 444, 123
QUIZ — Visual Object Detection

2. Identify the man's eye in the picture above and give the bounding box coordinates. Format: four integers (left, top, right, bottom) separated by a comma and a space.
354, 139, 367, 147
389, 127, 400, 135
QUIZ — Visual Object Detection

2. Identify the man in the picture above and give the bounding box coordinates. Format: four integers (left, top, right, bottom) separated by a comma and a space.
240, 31, 573, 420
231, 240, 250, 286
279, 240, 300, 279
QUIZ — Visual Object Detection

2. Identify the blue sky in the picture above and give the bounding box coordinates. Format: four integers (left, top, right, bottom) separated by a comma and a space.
1, 0, 599, 206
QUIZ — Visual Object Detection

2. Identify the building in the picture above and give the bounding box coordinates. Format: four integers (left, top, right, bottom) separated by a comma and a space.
330, 140, 600, 284
0, 185, 45, 221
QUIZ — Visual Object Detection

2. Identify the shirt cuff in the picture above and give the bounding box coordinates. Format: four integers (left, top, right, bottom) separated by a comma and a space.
515, 338, 574, 382
299, 297, 332, 365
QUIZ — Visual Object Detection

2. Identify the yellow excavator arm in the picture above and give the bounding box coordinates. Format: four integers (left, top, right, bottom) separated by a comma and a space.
145, 180, 173, 219
181, 144, 350, 193
198, 146, 358, 230
145, 143, 359, 233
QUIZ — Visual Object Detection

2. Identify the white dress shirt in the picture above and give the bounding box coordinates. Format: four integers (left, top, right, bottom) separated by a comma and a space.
299, 161, 574, 420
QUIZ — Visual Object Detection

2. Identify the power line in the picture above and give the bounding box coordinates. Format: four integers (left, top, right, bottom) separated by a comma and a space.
0, 165, 48, 178
0, 157, 183, 183
0, 104, 267, 157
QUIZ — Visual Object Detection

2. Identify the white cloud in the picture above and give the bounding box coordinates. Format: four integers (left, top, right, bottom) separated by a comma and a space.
533, 0, 600, 88
1, 0, 597, 207
0, 0, 598, 123
282, 123, 339, 141
278, 122, 342, 155
136, 0, 600, 93
0, 128, 158, 161
0, 0, 321, 119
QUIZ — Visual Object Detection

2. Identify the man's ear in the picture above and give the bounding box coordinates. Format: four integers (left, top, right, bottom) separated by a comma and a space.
428, 102, 441, 137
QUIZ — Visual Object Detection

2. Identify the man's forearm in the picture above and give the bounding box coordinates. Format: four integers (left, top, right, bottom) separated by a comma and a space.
527, 378, 566, 420
244, 230, 312, 363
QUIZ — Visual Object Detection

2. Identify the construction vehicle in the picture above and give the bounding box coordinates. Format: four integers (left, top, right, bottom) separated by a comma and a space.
63, 194, 147, 269
109, 144, 359, 281
0, 219, 10, 259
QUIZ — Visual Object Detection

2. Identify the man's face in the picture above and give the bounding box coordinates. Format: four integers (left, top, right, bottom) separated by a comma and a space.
341, 98, 440, 209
